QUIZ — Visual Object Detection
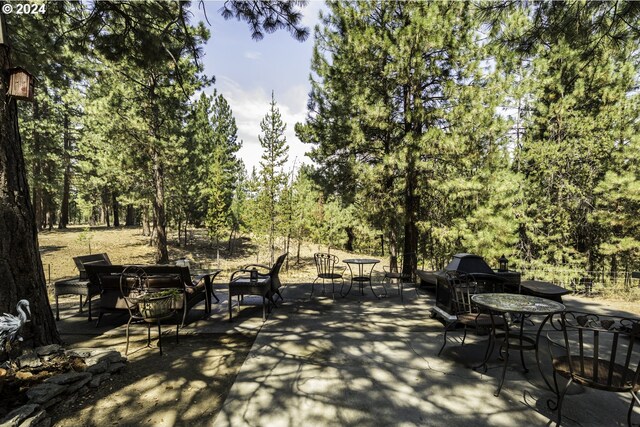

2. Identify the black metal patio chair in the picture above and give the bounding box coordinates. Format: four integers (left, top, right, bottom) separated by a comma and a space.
312, 253, 344, 299
547, 311, 640, 426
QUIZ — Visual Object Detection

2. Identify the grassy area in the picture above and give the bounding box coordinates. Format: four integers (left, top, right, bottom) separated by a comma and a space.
38, 225, 365, 290
38, 225, 640, 314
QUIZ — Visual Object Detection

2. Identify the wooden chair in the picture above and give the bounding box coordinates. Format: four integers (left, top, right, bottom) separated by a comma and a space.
547, 311, 640, 426
312, 253, 344, 299
438, 271, 504, 356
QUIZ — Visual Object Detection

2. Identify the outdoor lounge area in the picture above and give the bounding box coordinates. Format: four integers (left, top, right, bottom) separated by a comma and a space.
50, 268, 639, 427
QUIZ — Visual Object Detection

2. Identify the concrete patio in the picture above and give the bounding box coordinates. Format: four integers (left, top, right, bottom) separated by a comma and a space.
54, 280, 638, 426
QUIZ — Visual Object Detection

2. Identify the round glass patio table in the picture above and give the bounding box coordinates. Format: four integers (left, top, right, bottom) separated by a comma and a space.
342, 259, 385, 298
471, 293, 565, 397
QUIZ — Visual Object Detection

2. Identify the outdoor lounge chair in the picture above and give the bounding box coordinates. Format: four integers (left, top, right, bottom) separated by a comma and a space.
228, 253, 288, 321
54, 253, 111, 321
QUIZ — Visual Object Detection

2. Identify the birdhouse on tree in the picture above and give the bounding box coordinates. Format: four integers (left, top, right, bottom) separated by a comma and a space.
8, 67, 35, 101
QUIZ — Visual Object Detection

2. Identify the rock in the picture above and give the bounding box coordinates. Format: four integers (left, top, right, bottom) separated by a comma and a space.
15, 371, 33, 380
35, 345, 61, 357
14, 408, 47, 427
89, 373, 110, 388
87, 361, 108, 375
17, 354, 41, 369
63, 349, 93, 359
107, 362, 126, 373
41, 395, 64, 410
0, 404, 40, 427
65, 375, 92, 394
25, 383, 66, 405
84, 351, 125, 367
44, 372, 91, 386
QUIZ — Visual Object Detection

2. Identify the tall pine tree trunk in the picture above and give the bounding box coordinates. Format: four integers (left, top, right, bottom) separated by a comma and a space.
125, 204, 135, 226
0, 35, 59, 345
148, 80, 168, 264
59, 110, 71, 228
112, 192, 119, 227
152, 146, 168, 263
142, 204, 150, 236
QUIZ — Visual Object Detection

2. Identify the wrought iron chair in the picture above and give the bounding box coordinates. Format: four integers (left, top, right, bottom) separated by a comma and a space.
438, 271, 504, 356
383, 253, 414, 301
119, 266, 179, 356
312, 253, 345, 299
547, 311, 640, 426
228, 253, 288, 321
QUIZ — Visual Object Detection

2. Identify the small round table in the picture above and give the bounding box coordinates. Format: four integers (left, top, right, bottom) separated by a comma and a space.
342, 259, 384, 298
471, 293, 565, 397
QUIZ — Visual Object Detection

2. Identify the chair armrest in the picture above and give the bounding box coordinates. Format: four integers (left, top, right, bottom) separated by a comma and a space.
546, 330, 566, 359
230, 269, 254, 282
242, 263, 270, 273
191, 270, 222, 287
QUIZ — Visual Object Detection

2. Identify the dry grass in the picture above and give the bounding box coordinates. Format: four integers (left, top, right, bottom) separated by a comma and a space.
38, 225, 640, 315
38, 225, 382, 287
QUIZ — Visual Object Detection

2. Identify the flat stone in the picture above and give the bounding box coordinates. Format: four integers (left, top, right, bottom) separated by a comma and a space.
15, 408, 47, 427
87, 361, 108, 375
107, 362, 126, 373
26, 383, 66, 405
44, 372, 91, 386
35, 345, 62, 357
0, 404, 40, 427
64, 349, 93, 358
17, 354, 41, 369
65, 375, 92, 394
84, 351, 125, 367
89, 373, 110, 388
41, 396, 63, 410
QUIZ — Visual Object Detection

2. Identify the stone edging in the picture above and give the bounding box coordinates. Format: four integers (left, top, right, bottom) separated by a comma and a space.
0, 345, 127, 427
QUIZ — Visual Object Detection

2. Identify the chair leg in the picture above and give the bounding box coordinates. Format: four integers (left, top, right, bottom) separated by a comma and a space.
55, 295, 60, 321
461, 325, 468, 346
438, 321, 456, 356
157, 320, 163, 356
628, 391, 640, 427
555, 376, 573, 426
125, 316, 134, 356
311, 277, 318, 297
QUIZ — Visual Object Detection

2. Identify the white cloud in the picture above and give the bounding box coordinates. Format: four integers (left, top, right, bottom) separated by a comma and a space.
210, 76, 311, 174
244, 51, 262, 60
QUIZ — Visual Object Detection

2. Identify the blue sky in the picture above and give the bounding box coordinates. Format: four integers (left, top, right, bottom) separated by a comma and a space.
190, 1, 326, 173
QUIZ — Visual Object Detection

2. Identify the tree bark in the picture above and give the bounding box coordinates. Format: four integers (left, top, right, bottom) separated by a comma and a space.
59, 110, 71, 229
152, 145, 168, 263
125, 204, 135, 226
0, 39, 60, 345
142, 204, 150, 236
112, 192, 119, 227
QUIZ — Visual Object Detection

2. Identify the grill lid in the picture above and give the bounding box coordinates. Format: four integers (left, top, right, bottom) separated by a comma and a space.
444, 253, 495, 275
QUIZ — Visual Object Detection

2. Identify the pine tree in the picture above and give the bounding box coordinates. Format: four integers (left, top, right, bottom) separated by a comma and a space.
258, 92, 289, 264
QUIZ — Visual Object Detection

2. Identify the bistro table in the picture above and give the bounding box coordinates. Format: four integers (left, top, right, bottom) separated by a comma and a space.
342, 259, 384, 298
471, 293, 565, 397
